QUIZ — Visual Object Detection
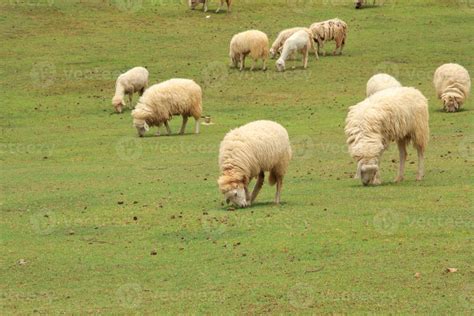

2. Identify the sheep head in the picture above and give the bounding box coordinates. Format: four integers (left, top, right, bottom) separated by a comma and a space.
276, 59, 285, 72
357, 158, 380, 186
218, 172, 250, 208
112, 96, 125, 113
441, 94, 461, 112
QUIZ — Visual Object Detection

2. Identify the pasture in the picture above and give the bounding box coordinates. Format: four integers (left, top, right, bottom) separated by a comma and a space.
0, 0, 473, 313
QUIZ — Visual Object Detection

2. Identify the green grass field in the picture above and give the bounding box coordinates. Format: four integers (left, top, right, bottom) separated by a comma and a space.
1, 0, 473, 313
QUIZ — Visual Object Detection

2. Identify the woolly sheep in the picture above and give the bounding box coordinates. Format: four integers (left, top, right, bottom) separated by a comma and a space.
218, 120, 292, 208
269, 27, 306, 59
189, 0, 232, 13
309, 18, 347, 56
112, 67, 149, 113
355, 0, 376, 9
345, 87, 429, 186
276, 29, 317, 72
366, 73, 402, 97
131, 79, 202, 137
433, 63, 471, 112
229, 30, 269, 71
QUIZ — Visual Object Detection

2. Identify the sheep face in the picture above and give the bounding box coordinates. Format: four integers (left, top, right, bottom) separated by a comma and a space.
133, 120, 149, 137
224, 188, 249, 208
112, 97, 125, 113
269, 48, 276, 59
442, 95, 460, 112
276, 59, 285, 72
357, 159, 380, 186
355, 0, 363, 9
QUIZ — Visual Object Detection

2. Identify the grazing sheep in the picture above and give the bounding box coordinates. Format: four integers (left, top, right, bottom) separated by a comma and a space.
355, 0, 376, 9
276, 29, 317, 72
218, 120, 292, 208
189, 0, 232, 13
112, 67, 149, 113
229, 30, 269, 71
366, 73, 402, 97
345, 87, 429, 186
433, 63, 471, 112
131, 79, 202, 137
309, 18, 347, 56
270, 27, 306, 59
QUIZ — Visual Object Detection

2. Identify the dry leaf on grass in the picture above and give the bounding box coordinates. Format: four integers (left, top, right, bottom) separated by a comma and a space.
445, 268, 458, 273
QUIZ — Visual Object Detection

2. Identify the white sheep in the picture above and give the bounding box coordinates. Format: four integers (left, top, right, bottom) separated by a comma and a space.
309, 18, 347, 56
270, 27, 306, 59
218, 120, 292, 208
131, 79, 202, 137
345, 87, 429, 186
189, 0, 232, 13
112, 67, 149, 113
433, 63, 471, 112
366, 73, 402, 97
276, 29, 317, 72
229, 30, 269, 71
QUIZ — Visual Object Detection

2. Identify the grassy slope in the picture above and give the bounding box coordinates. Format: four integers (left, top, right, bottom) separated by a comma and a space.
0, 0, 473, 313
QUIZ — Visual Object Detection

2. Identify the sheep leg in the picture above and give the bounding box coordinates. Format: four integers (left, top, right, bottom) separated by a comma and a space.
275, 176, 283, 205
303, 48, 309, 69
128, 94, 133, 108
416, 145, 425, 181
164, 121, 172, 136
203, 0, 208, 12
216, 0, 223, 13
250, 171, 265, 203
239, 55, 245, 71
262, 58, 267, 71
395, 140, 407, 182
179, 116, 188, 135
194, 118, 200, 134
250, 59, 256, 71
227, 0, 232, 12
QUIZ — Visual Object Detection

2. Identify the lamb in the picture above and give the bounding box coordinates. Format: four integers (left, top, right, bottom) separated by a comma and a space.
269, 27, 307, 59
433, 63, 471, 112
131, 79, 202, 137
218, 120, 292, 208
229, 30, 269, 71
344, 87, 429, 186
366, 73, 402, 97
112, 67, 149, 113
189, 0, 232, 13
276, 29, 317, 72
309, 18, 347, 56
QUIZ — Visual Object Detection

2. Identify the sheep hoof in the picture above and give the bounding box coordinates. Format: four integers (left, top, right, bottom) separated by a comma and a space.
394, 176, 404, 183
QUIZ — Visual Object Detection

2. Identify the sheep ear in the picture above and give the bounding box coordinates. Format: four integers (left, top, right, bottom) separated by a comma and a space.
362, 164, 378, 172
355, 161, 362, 178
